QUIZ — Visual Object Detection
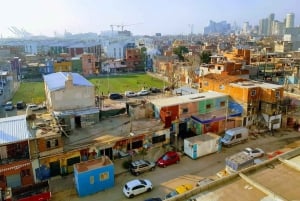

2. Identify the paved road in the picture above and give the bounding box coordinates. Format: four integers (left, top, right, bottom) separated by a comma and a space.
50, 129, 300, 201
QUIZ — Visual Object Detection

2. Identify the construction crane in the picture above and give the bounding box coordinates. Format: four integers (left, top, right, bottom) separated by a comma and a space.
110, 23, 142, 32
8, 26, 31, 38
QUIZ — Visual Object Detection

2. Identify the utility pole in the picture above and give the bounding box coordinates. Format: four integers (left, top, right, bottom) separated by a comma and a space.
188, 24, 194, 43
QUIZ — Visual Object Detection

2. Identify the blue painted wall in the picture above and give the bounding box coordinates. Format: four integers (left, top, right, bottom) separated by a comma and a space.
74, 164, 115, 197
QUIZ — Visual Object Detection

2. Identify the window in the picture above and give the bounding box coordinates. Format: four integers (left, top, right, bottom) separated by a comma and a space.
99, 172, 109, 181
236, 134, 242, 139
88, 59, 91, 63
217, 66, 221, 70
0, 175, 5, 182
46, 138, 59, 149
152, 135, 166, 144
220, 101, 225, 107
182, 108, 188, 114
90, 176, 94, 184
275, 91, 280, 98
251, 90, 256, 96
206, 104, 211, 109
21, 169, 30, 177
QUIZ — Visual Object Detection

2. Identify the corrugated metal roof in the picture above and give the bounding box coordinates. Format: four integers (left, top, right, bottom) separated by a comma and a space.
151, 91, 227, 108
43, 72, 93, 91
0, 115, 32, 144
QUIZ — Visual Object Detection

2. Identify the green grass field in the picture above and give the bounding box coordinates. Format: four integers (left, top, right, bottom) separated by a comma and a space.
12, 73, 166, 104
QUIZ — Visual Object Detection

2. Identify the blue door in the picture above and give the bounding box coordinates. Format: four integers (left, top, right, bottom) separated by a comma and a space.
193, 144, 197, 159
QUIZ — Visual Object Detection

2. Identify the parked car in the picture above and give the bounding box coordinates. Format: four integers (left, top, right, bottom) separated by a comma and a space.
4, 101, 14, 111
221, 127, 249, 147
123, 179, 152, 198
165, 184, 193, 199
137, 89, 150, 96
109, 93, 123, 100
129, 159, 156, 176
149, 87, 161, 93
125, 91, 137, 97
196, 178, 214, 187
27, 104, 40, 111
144, 198, 163, 201
156, 151, 180, 168
16, 101, 26, 109
243, 147, 264, 158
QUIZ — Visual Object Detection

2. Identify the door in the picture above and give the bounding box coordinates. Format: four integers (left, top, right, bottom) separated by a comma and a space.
67, 156, 80, 173
132, 185, 145, 195
193, 144, 197, 159
6, 174, 21, 188
75, 116, 81, 128
49, 160, 61, 177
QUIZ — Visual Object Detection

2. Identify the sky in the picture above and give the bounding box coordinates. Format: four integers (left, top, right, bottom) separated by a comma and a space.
0, 0, 299, 37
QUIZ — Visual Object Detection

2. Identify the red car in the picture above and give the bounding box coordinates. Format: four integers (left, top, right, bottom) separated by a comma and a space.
156, 151, 180, 167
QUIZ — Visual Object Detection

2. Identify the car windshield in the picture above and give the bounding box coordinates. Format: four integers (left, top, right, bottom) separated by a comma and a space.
139, 179, 146, 185
166, 191, 178, 198
162, 155, 169, 160
244, 149, 251, 154
223, 134, 232, 141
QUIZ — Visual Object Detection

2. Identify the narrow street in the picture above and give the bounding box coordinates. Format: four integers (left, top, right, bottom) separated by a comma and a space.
50, 129, 300, 201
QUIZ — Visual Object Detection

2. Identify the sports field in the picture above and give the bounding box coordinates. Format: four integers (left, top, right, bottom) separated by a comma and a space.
12, 73, 165, 104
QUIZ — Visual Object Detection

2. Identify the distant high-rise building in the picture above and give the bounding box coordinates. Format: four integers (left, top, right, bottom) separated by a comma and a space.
242, 22, 250, 34
203, 20, 231, 35
259, 18, 268, 35
268, 13, 275, 35
272, 20, 285, 35
286, 13, 295, 28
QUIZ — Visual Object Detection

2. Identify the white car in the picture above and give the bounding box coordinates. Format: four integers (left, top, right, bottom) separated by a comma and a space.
137, 90, 150, 96
125, 91, 137, 97
123, 179, 152, 198
243, 147, 264, 158
27, 104, 40, 111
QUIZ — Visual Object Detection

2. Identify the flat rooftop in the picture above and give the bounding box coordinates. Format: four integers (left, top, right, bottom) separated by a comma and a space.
151, 91, 227, 108
74, 156, 112, 173
187, 147, 300, 201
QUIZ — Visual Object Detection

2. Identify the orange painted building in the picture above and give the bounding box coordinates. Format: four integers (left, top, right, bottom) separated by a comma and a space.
200, 73, 284, 128
223, 49, 251, 65
53, 60, 72, 72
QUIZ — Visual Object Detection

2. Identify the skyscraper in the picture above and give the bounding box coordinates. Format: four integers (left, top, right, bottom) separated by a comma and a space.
268, 13, 275, 35
259, 18, 268, 35
286, 13, 295, 28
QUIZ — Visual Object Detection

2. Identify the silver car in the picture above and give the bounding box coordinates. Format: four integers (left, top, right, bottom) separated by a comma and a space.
4, 101, 14, 111
129, 159, 156, 176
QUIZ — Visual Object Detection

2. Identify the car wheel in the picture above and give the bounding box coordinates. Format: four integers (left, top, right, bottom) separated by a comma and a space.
147, 188, 152, 192
129, 194, 134, 198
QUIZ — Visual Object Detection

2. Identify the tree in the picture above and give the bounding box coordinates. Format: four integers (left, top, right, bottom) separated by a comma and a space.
199, 51, 212, 64
173, 46, 189, 61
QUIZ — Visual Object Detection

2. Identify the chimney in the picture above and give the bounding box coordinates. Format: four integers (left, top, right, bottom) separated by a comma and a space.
65, 73, 73, 88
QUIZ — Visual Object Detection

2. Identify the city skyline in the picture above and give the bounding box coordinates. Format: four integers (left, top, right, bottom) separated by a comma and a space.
0, 0, 299, 37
